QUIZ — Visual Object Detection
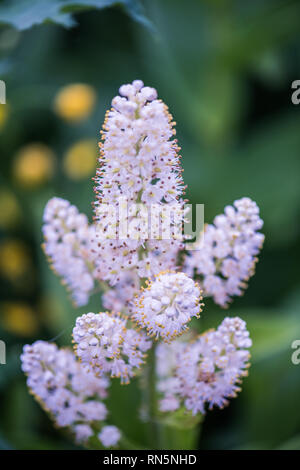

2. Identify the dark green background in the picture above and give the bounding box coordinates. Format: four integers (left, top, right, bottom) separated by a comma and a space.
0, 0, 300, 450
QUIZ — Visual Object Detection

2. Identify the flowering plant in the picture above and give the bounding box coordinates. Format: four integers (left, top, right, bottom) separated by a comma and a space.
21, 81, 264, 450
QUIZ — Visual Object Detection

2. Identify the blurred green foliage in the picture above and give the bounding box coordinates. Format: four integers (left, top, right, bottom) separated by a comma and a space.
0, 0, 300, 450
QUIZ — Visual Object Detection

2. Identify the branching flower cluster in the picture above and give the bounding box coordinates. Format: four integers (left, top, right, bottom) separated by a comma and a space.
184, 197, 265, 307
73, 311, 151, 383
21, 81, 264, 449
157, 317, 252, 414
42, 197, 96, 306
21, 341, 117, 446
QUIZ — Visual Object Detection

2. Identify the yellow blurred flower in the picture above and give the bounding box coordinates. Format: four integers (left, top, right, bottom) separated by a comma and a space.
0, 240, 31, 281
13, 143, 55, 188
0, 189, 21, 229
54, 83, 96, 122
63, 139, 97, 180
0, 103, 8, 129
0, 302, 38, 336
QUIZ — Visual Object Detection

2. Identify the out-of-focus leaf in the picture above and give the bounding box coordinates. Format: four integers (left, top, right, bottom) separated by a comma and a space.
0, 432, 14, 449
227, 114, 300, 247
62, 0, 155, 32
185, 113, 300, 248
0, 344, 22, 390
0, 0, 154, 32
193, 68, 244, 148
233, 441, 272, 450
138, 0, 300, 147
144, 0, 300, 73
121, 0, 156, 33
251, 50, 286, 85
0, 58, 12, 75
11, 434, 77, 450
280, 286, 300, 315
277, 434, 300, 450
3, 380, 38, 444
244, 350, 300, 447
244, 310, 300, 363
0, 0, 75, 29
217, 0, 300, 71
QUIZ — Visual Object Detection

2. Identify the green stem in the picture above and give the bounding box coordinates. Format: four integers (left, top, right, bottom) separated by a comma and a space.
160, 422, 201, 450
147, 341, 160, 449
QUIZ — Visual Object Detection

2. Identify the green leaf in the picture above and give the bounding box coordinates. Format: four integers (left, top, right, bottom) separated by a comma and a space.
0, 432, 14, 450
121, 0, 155, 33
243, 309, 300, 363
0, 58, 11, 75
62, 0, 155, 33
0, 0, 154, 32
277, 434, 300, 450
0, 345, 23, 391
0, 0, 75, 29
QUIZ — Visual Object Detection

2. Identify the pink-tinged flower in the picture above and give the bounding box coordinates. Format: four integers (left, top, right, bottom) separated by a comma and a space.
42, 197, 95, 306
158, 317, 252, 415
74, 424, 93, 443
132, 271, 204, 342
102, 272, 140, 312
92, 80, 185, 287
21, 341, 109, 441
98, 425, 121, 448
72, 312, 151, 384
95, 80, 183, 206
184, 197, 264, 307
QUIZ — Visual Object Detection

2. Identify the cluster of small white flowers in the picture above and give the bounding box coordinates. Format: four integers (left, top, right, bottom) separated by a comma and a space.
99, 240, 182, 313
137, 239, 181, 279
20, 341, 111, 443
102, 272, 140, 312
132, 271, 204, 342
95, 79, 184, 209
158, 317, 252, 415
42, 197, 96, 306
73, 312, 151, 384
184, 197, 265, 307
91, 80, 185, 288
32, 82, 265, 448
